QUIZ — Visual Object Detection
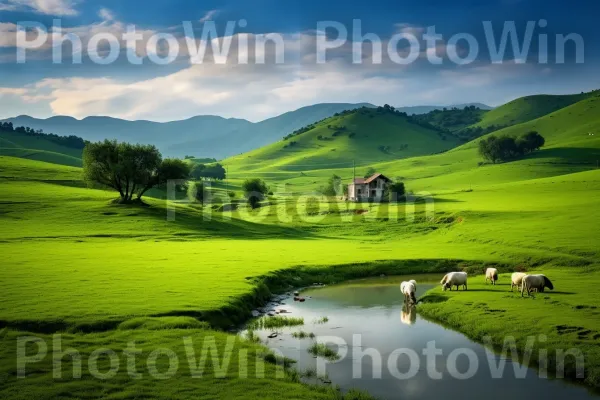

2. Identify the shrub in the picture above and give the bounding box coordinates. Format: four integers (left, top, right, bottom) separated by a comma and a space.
187, 181, 205, 204
320, 174, 342, 197
388, 182, 406, 202
242, 178, 269, 209
364, 167, 377, 178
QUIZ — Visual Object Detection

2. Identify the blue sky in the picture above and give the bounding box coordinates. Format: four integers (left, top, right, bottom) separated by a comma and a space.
0, 0, 598, 122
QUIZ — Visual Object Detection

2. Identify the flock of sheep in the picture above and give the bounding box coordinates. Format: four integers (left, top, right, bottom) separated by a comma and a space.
400, 268, 555, 305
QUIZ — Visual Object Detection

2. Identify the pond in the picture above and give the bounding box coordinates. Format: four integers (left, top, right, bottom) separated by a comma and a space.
243, 276, 595, 400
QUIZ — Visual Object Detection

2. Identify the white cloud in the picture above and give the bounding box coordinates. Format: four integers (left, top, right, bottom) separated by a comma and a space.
0, 56, 549, 121
199, 9, 219, 23
98, 7, 115, 22
2, 57, 410, 122
0, 0, 79, 15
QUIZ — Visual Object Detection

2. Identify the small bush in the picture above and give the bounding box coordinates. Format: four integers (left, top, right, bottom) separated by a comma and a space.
243, 178, 268, 209
187, 181, 205, 204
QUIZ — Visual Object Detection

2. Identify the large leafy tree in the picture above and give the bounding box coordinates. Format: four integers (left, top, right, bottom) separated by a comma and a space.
517, 131, 546, 154
83, 140, 190, 203
479, 132, 545, 164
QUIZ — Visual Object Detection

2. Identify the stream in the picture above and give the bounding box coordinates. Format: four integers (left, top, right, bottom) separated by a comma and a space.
242, 276, 595, 399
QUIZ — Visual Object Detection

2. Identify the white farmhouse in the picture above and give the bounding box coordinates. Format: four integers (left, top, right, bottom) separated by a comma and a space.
348, 173, 392, 202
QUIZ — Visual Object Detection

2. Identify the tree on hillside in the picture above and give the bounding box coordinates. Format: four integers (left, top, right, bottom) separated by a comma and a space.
83, 140, 190, 203
479, 132, 545, 163
190, 163, 206, 180
517, 131, 546, 154
190, 163, 226, 181
187, 181, 205, 205
321, 174, 342, 196
137, 158, 191, 199
242, 178, 268, 209
204, 163, 226, 180
364, 167, 377, 178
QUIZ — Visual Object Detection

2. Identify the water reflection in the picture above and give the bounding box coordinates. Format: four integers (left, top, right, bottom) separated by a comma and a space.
401, 303, 417, 326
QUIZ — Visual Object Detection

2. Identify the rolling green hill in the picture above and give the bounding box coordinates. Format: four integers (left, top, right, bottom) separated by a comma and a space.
218, 93, 600, 197
225, 107, 461, 174
388, 93, 600, 191
0, 129, 83, 167
474, 90, 598, 130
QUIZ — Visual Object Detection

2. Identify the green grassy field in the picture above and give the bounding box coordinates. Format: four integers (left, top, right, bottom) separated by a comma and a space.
1, 91, 600, 398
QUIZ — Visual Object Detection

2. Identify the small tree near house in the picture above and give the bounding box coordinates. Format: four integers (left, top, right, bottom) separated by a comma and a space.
387, 182, 406, 202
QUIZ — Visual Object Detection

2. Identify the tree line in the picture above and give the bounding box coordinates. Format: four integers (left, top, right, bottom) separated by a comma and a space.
478, 131, 546, 163
1, 122, 87, 150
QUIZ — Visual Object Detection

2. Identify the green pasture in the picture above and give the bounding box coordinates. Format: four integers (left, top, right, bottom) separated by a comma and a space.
1, 91, 600, 397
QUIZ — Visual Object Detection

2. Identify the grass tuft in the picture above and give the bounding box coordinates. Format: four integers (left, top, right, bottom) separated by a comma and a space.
308, 343, 340, 360
247, 316, 304, 330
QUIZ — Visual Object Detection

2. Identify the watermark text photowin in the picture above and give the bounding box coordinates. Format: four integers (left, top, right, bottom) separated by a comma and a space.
15, 334, 584, 381
16, 19, 584, 65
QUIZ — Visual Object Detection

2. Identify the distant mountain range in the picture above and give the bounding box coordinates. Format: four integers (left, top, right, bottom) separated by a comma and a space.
2, 103, 492, 159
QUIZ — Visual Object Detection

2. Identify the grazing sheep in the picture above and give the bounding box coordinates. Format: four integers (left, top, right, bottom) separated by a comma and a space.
400, 281, 417, 304
440, 272, 468, 291
401, 304, 417, 326
521, 274, 554, 297
485, 268, 499, 285
511, 272, 527, 292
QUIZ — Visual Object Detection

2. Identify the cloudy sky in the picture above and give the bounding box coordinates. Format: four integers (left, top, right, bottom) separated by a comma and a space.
0, 0, 598, 122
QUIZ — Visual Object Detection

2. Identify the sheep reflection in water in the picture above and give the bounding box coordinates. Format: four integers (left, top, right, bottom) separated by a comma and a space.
401, 303, 417, 326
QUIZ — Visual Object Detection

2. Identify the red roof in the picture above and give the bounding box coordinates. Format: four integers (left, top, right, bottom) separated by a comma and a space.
364, 173, 392, 184
352, 173, 392, 185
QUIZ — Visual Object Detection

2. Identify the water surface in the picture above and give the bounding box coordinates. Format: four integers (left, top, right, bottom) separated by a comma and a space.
245, 276, 594, 399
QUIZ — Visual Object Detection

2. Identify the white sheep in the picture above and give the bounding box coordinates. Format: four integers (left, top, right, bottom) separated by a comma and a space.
400, 281, 417, 304
440, 272, 468, 291
485, 268, 499, 285
511, 272, 527, 292
521, 274, 554, 297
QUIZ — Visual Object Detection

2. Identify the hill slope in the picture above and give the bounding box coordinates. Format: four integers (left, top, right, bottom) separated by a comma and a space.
372, 93, 600, 191
225, 107, 462, 174
474, 91, 598, 130
0, 129, 83, 167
